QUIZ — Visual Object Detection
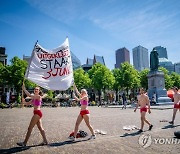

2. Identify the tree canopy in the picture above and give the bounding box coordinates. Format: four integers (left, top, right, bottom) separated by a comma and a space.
139, 69, 150, 90
159, 67, 173, 90
73, 68, 91, 89
88, 63, 115, 91
119, 62, 140, 93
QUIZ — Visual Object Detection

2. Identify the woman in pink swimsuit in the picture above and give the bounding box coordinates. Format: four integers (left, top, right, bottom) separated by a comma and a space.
17, 84, 48, 146
69, 84, 95, 141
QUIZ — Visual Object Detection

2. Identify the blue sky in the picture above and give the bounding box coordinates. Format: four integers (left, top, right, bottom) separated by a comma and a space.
0, 0, 180, 69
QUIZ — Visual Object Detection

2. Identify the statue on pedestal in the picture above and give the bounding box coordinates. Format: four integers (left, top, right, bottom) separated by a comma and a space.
148, 48, 171, 104
150, 48, 159, 71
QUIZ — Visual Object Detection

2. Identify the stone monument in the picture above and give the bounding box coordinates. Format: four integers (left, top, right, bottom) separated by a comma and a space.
147, 48, 172, 105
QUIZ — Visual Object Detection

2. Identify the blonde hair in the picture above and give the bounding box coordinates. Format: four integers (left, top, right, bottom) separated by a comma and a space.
34, 86, 43, 96
81, 89, 88, 95
140, 88, 145, 92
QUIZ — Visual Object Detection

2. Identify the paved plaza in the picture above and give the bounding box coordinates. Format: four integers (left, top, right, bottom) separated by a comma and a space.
0, 106, 179, 154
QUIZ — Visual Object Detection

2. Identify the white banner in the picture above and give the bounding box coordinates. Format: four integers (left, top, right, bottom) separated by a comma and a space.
25, 38, 74, 90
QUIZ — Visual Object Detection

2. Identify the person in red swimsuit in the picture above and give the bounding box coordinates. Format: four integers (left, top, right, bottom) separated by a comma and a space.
68, 84, 95, 141
17, 84, 48, 146
134, 88, 153, 133
169, 87, 180, 125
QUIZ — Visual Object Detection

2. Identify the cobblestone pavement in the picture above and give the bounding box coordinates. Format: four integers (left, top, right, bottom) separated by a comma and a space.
0, 106, 179, 154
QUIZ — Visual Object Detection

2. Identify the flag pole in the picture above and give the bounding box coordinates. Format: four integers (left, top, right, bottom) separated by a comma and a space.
25, 40, 38, 78
22, 40, 38, 108
21, 79, 25, 108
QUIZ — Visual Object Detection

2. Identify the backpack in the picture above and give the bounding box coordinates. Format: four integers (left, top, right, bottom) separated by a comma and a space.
69, 130, 88, 138
174, 131, 180, 139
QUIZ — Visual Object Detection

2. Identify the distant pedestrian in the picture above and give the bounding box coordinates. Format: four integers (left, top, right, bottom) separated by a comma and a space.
122, 93, 127, 109
151, 92, 156, 104
6, 91, 10, 105
153, 92, 157, 103
134, 88, 153, 133
169, 87, 180, 125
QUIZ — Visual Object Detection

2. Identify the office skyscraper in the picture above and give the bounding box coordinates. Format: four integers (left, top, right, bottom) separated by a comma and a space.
153, 46, 168, 59
115, 47, 130, 68
159, 58, 174, 73
174, 62, 180, 74
153, 46, 175, 73
133, 45, 149, 71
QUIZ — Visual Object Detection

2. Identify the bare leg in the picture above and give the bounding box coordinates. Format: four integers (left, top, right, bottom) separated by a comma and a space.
73, 114, 83, 137
24, 115, 40, 144
140, 112, 146, 130
83, 114, 95, 135
172, 108, 178, 122
144, 118, 151, 126
37, 119, 48, 144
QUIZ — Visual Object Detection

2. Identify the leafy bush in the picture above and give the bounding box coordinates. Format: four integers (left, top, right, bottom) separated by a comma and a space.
17, 95, 21, 104
0, 102, 7, 108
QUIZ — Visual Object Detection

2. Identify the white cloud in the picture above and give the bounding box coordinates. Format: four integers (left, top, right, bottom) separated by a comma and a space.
25, 0, 91, 24
24, 0, 180, 66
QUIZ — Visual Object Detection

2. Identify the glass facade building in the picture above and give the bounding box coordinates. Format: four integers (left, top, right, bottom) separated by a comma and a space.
133, 45, 149, 71
174, 62, 180, 74
71, 51, 81, 70
153, 46, 168, 59
159, 58, 174, 73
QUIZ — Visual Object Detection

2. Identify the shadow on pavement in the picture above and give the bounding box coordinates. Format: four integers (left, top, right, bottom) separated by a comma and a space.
0, 144, 49, 154
49, 138, 91, 147
120, 131, 142, 137
162, 124, 180, 129
0, 146, 30, 154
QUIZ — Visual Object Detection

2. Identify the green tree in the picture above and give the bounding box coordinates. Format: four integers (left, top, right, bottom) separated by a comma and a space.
0, 63, 5, 84
74, 68, 91, 89
119, 62, 140, 94
170, 72, 180, 88
139, 69, 150, 90
24, 79, 37, 89
88, 63, 115, 90
10, 57, 28, 97
47, 90, 54, 99
159, 67, 173, 90
0, 57, 28, 102
112, 68, 121, 101
0, 63, 11, 85
88, 63, 115, 101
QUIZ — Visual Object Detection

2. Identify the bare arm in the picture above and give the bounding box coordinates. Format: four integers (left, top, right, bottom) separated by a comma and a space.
22, 98, 33, 106
134, 100, 139, 112
41, 94, 48, 99
147, 96, 151, 114
22, 84, 34, 98
73, 93, 80, 101
73, 93, 87, 102
73, 84, 81, 97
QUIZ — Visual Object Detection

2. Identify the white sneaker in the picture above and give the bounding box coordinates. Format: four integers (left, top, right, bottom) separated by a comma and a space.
68, 136, 75, 141
90, 135, 96, 139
